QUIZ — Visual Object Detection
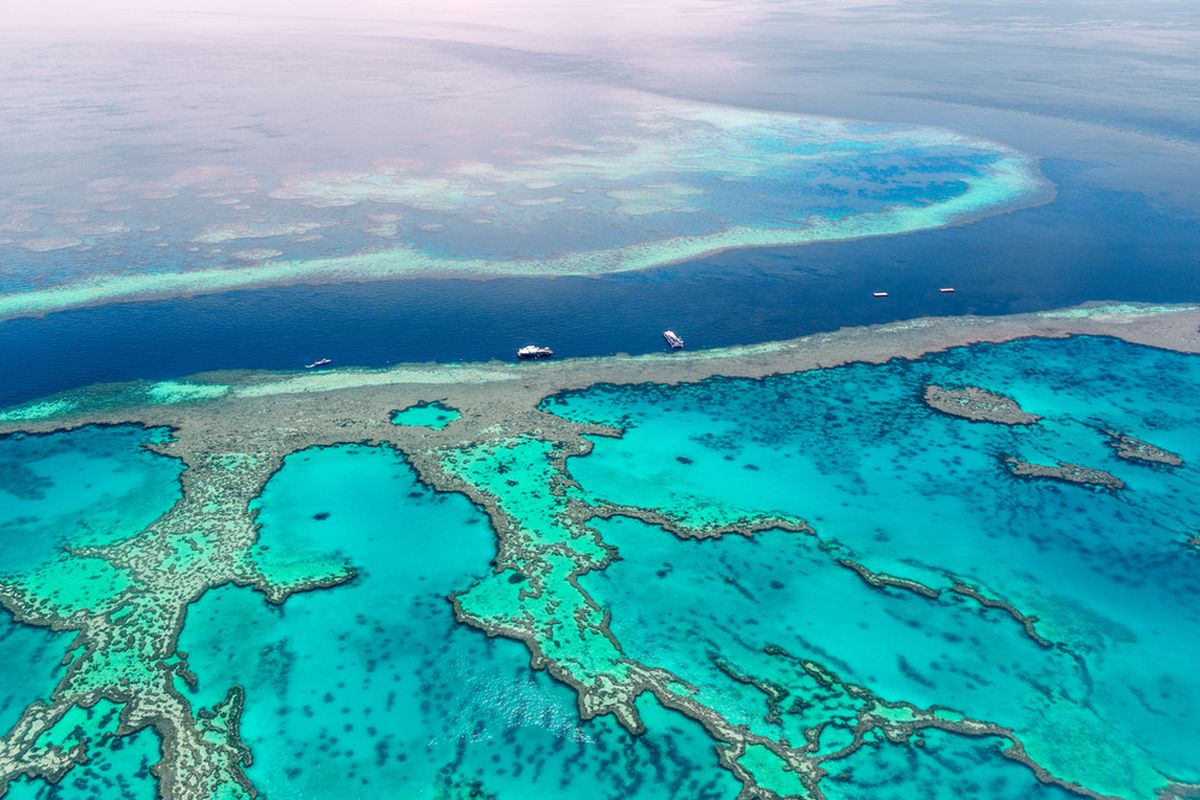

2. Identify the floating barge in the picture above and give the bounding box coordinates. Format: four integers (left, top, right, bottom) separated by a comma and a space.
517, 345, 554, 360
304, 358, 332, 369
663, 330, 685, 350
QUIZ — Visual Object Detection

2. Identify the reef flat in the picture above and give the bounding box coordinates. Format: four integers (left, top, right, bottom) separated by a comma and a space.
1003, 458, 1126, 491
1, 301, 1199, 799
0, 93, 1047, 322
1105, 431, 1183, 467
923, 385, 1043, 425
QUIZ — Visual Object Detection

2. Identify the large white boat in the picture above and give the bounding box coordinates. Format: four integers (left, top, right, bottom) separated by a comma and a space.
663, 330, 684, 350
517, 345, 554, 359
304, 358, 332, 369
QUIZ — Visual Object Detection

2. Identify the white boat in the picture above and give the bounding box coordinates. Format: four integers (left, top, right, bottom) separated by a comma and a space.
939, 287, 956, 293
304, 358, 332, 369
517, 345, 553, 360
872, 291, 889, 298
663, 330, 685, 350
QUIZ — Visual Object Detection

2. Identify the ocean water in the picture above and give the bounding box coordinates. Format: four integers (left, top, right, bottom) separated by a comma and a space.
1, 336, 1197, 797
390, 401, 461, 430
1, 1, 1199, 796
0, 47, 1042, 321
4, 702, 161, 800
0, 619, 65, 743
0, 158, 1195, 409
549, 335, 1200, 797
820, 728, 1076, 800
0, 425, 180, 798
0, 426, 181, 575
0, 1, 1198, 405
178, 444, 738, 799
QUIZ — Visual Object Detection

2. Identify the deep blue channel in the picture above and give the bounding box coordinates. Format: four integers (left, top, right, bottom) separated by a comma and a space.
2, 160, 1197, 407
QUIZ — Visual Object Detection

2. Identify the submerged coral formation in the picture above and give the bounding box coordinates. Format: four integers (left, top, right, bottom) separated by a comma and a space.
0, 93, 1048, 321
1003, 458, 1126, 491
0, 303, 1198, 799
923, 385, 1042, 425
1104, 430, 1183, 466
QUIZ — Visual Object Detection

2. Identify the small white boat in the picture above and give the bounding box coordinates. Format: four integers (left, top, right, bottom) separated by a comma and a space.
663, 330, 685, 350
304, 358, 332, 369
517, 345, 554, 360
872, 291, 889, 298
939, 287, 956, 293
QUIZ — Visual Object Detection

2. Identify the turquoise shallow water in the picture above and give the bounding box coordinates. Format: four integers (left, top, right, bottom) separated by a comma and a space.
3, 337, 1198, 798
179, 444, 737, 799
390, 401, 461, 430
821, 727, 1076, 800
0, 616, 64, 741
549, 335, 1200, 797
0, 425, 181, 767
0, 426, 181, 575
4, 702, 161, 800
584, 514, 1077, 799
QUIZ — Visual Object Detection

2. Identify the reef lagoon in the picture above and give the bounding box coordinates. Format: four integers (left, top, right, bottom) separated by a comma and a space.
1, 304, 1198, 799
